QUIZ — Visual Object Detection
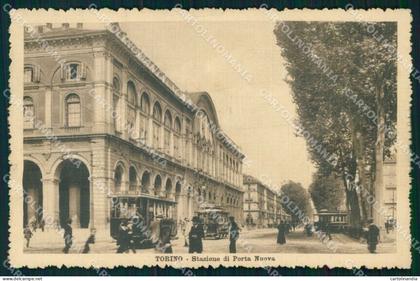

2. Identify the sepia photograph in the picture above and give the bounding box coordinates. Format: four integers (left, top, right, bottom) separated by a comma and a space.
5, 7, 413, 270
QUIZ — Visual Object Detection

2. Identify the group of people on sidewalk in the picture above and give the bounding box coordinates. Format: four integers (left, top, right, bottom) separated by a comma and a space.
113, 215, 241, 254
185, 216, 240, 254
25, 214, 384, 254
276, 218, 382, 254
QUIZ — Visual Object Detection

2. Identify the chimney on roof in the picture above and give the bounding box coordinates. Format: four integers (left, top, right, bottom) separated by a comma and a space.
77, 23, 83, 29
46, 23, 52, 29
37, 26, 43, 33
62, 23, 69, 29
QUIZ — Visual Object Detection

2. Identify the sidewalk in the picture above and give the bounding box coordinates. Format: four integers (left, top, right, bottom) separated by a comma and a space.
23, 227, 396, 254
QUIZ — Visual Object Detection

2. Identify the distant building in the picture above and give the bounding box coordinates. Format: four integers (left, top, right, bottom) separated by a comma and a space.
243, 175, 289, 228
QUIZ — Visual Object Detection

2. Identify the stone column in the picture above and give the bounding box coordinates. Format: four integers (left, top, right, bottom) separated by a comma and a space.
120, 69, 128, 140
92, 50, 107, 133
160, 124, 164, 152
169, 130, 174, 157
188, 192, 194, 219
105, 53, 114, 133
90, 138, 110, 230
147, 118, 153, 147
41, 178, 60, 229
45, 87, 52, 128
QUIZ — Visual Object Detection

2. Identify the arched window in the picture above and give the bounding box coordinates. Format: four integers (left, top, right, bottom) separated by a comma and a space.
23, 96, 34, 129
152, 102, 162, 149
165, 178, 172, 198
153, 102, 162, 122
129, 166, 137, 191
163, 110, 172, 154
164, 110, 172, 128
127, 81, 137, 138
139, 93, 150, 143
113, 77, 120, 93
141, 171, 151, 193
114, 165, 124, 192
65, 94, 81, 127
154, 175, 162, 196
140, 92, 150, 114
127, 81, 137, 105
174, 117, 181, 159
113, 77, 122, 132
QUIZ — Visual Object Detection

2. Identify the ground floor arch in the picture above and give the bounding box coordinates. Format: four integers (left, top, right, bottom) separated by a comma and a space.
56, 159, 90, 228
23, 160, 43, 227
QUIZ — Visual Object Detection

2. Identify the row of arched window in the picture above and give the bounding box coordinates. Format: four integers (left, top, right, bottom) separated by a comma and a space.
113, 77, 183, 158
113, 162, 181, 199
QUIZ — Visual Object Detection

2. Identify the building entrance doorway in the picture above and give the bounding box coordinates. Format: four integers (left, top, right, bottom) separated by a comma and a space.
57, 159, 90, 228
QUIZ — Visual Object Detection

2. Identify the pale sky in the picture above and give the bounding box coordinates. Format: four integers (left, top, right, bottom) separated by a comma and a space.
87, 19, 316, 189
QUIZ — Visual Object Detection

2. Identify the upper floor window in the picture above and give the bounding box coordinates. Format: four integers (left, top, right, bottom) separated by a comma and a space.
153, 102, 162, 122
113, 77, 120, 93
24, 65, 41, 83
24, 67, 33, 83
61, 62, 86, 81
68, 64, 79, 80
174, 117, 181, 159
174, 117, 181, 134
23, 96, 34, 129
65, 94, 81, 127
163, 110, 172, 153
127, 81, 137, 106
164, 110, 172, 129
140, 93, 150, 114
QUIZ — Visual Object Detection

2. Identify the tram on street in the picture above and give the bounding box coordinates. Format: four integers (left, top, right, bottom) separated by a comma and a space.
196, 205, 229, 239
313, 210, 349, 233
109, 193, 177, 248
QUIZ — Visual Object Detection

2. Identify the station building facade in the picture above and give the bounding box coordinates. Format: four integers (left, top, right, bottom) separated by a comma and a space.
23, 23, 245, 231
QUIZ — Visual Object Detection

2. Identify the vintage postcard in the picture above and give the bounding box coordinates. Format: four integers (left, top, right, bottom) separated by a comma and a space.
7, 8, 412, 269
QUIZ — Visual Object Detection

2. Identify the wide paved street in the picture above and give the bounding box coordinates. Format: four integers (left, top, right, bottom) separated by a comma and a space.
24, 227, 396, 254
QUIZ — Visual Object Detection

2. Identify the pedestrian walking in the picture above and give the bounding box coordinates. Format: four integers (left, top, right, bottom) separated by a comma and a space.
188, 216, 204, 253
366, 219, 380, 253
229, 216, 240, 253
24, 225, 32, 248
277, 220, 287, 245
126, 222, 137, 253
82, 228, 96, 253
304, 223, 313, 237
39, 218, 45, 232
324, 221, 332, 240
182, 218, 190, 247
158, 223, 173, 254
116, 221, 129, 253
385, 220, 390, 234
30, 217, 37, 232
62, 219, 73, 254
